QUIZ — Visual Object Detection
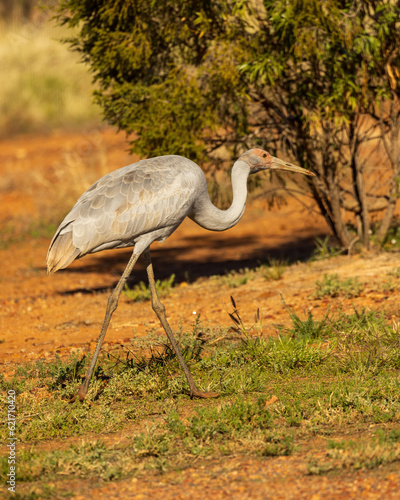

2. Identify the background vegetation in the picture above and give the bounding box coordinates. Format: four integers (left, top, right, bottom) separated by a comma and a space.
56, 0, 400, 251
0, 2, 100, 136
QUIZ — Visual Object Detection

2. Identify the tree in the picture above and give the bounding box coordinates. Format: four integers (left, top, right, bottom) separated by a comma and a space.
56, 0, 400, 249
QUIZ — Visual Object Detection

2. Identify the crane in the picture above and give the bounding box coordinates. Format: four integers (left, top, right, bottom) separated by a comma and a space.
47, 149, 314, 401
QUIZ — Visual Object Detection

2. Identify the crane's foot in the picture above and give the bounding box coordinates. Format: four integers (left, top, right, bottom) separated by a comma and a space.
68, 393, 93, 406
190, 388, 220, 399
77, 385, 88, 402
68, 384, 89, 404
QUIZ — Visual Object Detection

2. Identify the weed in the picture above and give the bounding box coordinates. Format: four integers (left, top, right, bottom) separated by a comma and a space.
311, 235, 342, 260
313, 273, 363, 298
134, 427, 171, 457
229, 295, 263, 339
123, 274, 175, 302
262, 432, 296, 456
331, 308, 400, 375
214, 268, 254, 288
259, 258, 287, 281
278, 300, 332, 340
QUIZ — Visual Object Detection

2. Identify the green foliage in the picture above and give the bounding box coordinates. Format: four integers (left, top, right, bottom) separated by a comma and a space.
55, 0, 400, 249
309, 428, 400, 474
55, 0, 400, 155
123, 274, 175, 302
56, 0, 248, 160
212, 259, 288, 289
332, 308, 400, 375
278, 302, 332, 340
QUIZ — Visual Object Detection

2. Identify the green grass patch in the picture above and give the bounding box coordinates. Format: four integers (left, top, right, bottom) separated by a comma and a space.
212, 268, 255, 288
0, 220, 60, 249
123, 274, 175, 302
2, 307, 400, 496
211, 259, 287, 289
313, 273, 363, 298
308, 428, 400, 474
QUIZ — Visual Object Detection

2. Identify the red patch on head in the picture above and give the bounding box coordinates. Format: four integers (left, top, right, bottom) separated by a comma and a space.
253, 148, 271, 160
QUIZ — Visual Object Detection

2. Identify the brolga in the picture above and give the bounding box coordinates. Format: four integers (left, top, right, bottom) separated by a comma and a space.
47, 149, 314, 401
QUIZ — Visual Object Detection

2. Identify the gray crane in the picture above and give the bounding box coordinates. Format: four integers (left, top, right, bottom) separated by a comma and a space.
47, 148, 314, 401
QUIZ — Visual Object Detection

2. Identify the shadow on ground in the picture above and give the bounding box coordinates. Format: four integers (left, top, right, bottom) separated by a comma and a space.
54, 231, 328, 295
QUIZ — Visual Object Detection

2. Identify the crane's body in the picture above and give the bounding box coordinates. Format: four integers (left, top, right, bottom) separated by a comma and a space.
47, 149, 314, 402
48, 155, 250, 274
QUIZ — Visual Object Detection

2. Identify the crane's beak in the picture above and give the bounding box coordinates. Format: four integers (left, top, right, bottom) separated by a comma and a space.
270, 156, 315, 177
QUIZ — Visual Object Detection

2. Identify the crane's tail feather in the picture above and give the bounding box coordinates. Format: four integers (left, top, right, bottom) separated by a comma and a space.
47, 229, 80, 275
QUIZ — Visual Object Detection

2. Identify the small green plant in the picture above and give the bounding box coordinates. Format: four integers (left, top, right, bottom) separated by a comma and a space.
134, 427, 171, 457
278, 300, 332, 340
331, 308, 400, 375
263, 433, 296, 457
311, 236, 342, 260
313, 273, 362, 298
123, 274, 175, 302
227, 297, 330, 374
260, 258, 287, 281
215, 268, 254, 288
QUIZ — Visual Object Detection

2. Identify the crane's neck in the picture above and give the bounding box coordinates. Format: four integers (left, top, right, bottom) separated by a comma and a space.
191, 160, 250, 231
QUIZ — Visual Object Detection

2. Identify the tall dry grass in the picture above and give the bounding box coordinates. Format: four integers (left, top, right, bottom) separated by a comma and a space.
0, 15, 101, 136
0, 13, 110, 242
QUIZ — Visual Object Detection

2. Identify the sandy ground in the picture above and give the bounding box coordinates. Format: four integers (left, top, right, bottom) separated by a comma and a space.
1, 129, 400, 498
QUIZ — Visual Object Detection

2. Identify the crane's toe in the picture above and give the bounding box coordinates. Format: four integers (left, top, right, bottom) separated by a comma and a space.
190, 389, 220, 399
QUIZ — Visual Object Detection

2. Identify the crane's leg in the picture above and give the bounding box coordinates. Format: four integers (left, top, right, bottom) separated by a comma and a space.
74, 250, 141, 402
144, 249, 219, 399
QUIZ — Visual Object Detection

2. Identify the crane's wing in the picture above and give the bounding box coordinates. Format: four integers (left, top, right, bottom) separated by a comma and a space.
47, 156, 202, 274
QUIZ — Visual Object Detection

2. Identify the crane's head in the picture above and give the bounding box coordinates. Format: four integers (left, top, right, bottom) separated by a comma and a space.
240, 148, 315, 177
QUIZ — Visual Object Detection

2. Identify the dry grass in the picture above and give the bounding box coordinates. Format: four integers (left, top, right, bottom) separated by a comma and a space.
0, 16, 101, 136
0, 127, 121, 243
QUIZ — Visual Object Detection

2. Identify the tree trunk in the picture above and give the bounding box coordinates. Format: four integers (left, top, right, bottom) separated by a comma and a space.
378, 99, 400, 244
326, 171, 351, 248
348, 119, 370, 249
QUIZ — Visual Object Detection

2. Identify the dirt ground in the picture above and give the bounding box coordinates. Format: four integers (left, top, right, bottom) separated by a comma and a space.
1, 129, 400, 498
